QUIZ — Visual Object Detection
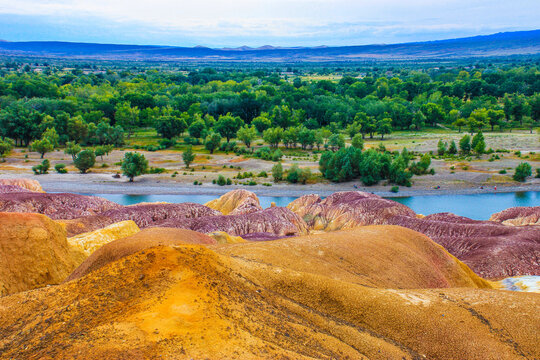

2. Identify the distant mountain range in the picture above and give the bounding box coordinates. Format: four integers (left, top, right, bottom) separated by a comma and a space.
0, 30, 539, 62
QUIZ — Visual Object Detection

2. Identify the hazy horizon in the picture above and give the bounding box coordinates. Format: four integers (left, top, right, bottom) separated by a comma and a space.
0, 0, 539, 47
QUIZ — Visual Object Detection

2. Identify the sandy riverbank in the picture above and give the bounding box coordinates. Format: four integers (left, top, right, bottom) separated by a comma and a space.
1, 173, 539, 198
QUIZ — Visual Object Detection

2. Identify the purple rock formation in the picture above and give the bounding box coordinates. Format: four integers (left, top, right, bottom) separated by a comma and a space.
156, 207, 308, 238
0, 185, 34, 194
489, 206, 540, 226
64, 203, 222, 236
0, 192, 121, 219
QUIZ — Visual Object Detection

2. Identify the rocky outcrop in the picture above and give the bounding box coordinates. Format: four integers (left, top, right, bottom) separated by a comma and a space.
0, 192, 121, 220
205, 189, 262, 215
66, 228, 216, 281
61, 203, 221, 236
0, 212, 84, 296
216, 225, 492, 289
157, 207, 309, 239
0, 178, 44, 192
288, 191, 416, 231
0, 242, 537, 359
489, 206, 540, 226
67, 220, 140, 255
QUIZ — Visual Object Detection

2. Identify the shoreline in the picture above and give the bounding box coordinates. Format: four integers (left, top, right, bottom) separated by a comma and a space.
26, 177, 540, 198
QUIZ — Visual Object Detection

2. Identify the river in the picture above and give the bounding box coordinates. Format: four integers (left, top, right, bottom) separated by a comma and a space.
82, 191, 539, 220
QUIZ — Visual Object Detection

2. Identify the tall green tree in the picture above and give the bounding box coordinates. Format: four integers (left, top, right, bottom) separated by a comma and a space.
215, 114, 244, 143
182, 145, 196, 168
236, 125, 257, 148
74, 149, 96, 174
115, 102, 140, 138
121, 152, 148, 182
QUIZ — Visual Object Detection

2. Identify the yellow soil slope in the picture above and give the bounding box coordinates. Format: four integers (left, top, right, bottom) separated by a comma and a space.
215, 225, 491, 289
0, 212, 84, 296
68, 220, 140, 255
0, 243, 537, 359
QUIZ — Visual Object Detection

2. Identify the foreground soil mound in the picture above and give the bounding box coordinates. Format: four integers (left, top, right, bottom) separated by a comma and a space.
288, 191, 416, 231
0, 192, 121, 220
288, 191, 540, 279
67, 220, 141, 255
1, 243, 537, 359
215, 226, 491, 289
0, 178, 44, 192
66, 228, 216, 281
205, 189, 262, 215
0, 212, 84, 296
489, 206, 540, 226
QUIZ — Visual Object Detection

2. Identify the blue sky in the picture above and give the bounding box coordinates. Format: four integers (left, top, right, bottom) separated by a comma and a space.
0, 0, 538, 47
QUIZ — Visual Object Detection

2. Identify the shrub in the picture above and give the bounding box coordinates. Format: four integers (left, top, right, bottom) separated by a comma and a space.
159, 138, 176, 148
54, 163, 67, 174
217, 175, 227, 186
437, 140, 447, 156
499, 169, 507, 174
390, 186, 399, 193
286, 164, 311, 184
147, 167, 166, 174
513, 162, 532, 182
459, 135, 471, 154
32, 159, 50, 175
536, 168, 540, 178
226, 177, 232, 185
409, 154, 431, 175
74, 150, 96, 174
257, 171, 268, 178
272, 163, 283, 182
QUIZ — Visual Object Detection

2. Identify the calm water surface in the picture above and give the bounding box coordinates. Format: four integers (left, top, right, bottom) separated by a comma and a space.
83, 191, 539, 220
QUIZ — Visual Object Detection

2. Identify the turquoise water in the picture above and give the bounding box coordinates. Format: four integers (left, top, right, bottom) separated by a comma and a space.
82, 191, 539, 220
389, 191, 539, 219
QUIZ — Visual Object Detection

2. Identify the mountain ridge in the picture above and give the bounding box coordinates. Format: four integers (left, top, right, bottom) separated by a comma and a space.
0, 30, 538, 61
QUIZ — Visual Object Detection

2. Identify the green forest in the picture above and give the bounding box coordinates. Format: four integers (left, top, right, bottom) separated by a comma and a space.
0, 59, 539, 185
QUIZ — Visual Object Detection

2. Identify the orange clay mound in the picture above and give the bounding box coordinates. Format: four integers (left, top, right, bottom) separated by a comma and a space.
215, 225, 491, 289
0, 178, 44, 192
0, 212, 84, 296
66, 227, 216, 281
205, 189, 262, 215
0, 243, 537, 359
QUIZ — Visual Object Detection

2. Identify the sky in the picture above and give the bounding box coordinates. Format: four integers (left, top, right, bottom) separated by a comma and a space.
0, 0, 539, 47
